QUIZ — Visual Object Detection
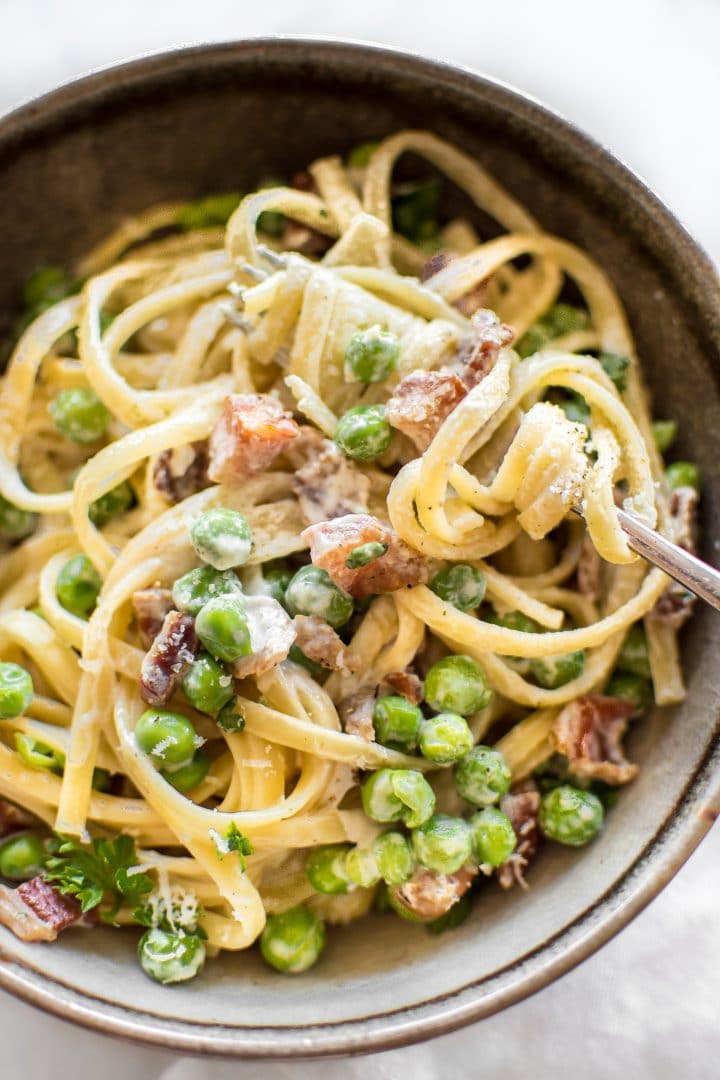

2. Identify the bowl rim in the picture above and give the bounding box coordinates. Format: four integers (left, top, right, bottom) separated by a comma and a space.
0, 34, 718, 1060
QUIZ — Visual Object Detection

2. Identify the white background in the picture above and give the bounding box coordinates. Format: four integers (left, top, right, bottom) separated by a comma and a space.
1, 1, 718, 1077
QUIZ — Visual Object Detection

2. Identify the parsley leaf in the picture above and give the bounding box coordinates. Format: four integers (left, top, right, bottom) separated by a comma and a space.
225, 824, 254, 871
44, 833, 153, 920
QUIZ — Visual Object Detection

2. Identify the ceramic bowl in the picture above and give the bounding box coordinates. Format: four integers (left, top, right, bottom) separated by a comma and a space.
0, 38, 718, 1059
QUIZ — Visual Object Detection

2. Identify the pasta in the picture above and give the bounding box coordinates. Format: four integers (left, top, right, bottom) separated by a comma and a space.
0, 131, 697, 982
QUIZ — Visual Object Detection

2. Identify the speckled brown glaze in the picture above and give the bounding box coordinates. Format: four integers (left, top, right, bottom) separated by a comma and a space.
0, 38, 718, 1059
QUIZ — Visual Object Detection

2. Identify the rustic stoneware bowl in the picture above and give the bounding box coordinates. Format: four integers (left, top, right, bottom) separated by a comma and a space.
0, 38, 718, 1059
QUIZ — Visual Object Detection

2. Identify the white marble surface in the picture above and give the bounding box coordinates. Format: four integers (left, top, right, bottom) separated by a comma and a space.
0, 1, 718, 1076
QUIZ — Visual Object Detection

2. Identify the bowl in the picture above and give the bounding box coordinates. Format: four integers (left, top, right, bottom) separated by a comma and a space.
0, 37, 718, 1059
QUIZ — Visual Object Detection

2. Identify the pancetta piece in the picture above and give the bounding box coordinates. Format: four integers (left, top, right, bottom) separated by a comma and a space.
139, 611, 198, 706
496, 780, 541, 890
132, 588, 174, 649
232, 595, 296, 679
389, 866, 476, 921
650, 486, 699, 629
0, 877, 83, 942
551, 694, 637, 784
292, 438, 370, 526
338, 689, 376, 741
381, 670, 424, 705
454, 309, 515, 389
0, 799, 34, 837
292, 615, 357, 672
384, 369, 467, 452
208, 394, 300, 485
152, 441, 209, 503
302, 514, 428, 598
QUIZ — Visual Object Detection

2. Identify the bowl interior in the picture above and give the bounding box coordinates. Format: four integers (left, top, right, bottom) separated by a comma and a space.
0, 40, 718, 1056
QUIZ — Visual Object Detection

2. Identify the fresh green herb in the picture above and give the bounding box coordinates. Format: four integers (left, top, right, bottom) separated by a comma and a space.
597, 351, 630, 392
44, 834, 153, 919
224, 823, 254, 870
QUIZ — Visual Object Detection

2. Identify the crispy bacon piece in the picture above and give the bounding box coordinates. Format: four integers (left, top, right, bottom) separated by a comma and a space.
132, 588, 174, 649
454, 309, 514, 389
382, 670, 424, 705
577, 535, 602, 601
651, 486, 699, 629
292, 615, 358, 672
208, 394, 300, 485
496, 780, 541, 890
420, 251, 491, 317
0, 878, 83, 942
385, 369, 467, 452
0, 799, 34, 837
390, 867, 476, 921
292, 437, 371, 526
551, 694, 637, 784
139, 611, 198, 706
338, 689, 376, 741
302, 514, 428, 599
152, 441, 209, 503
232, 596, 295, 679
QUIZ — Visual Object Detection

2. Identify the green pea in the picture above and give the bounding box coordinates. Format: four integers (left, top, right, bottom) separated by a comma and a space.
455, 745, 511, 807
88, 480, 135, 527
372, 831, 415, 886
23, 265, 77, 309
529, 650, 585, 689
469, 806, 517, 867
392, 178, 441, 244
411, 814, 473, 874
652, 419, 678, 454
597, 352, 630, 392
135, 708, 200, 767
617, 624, 651, 678
424, 655, 493, 716
0, 494, 37, 542
361, 768, 435, 828
334, 405, 393, 461
666, 461, 699, 491
345, 542, 388, 569
0, 833, 46, 881
171, 566, 243, 617
372, 695, 423, 749
215, 696, 246, 733
487, 610, 538, 634
344, 325, 400, 384
92, 767, 112, 792
0, 662, 34, 719
605, 672, 653, 714
56, 554, 102, 618
517, 303, 589, 358
287, 644, 327, 678
138, 927, 206, 984
426, 891, 472, 935
50, 388, 110, 444
306, 844, 352, 894
418, 712, 473, 765
162, 750, 211, 792
260, 904, 325, 974
195, 595, 252, 663
182, 652, 234, 715
285, 565, 354, 629
14, 733, 64, 773
190, 508, 253, 571
539, 784, 604, 846
176, 192, 241, 231
344, 846, 381, 888
346, 141, 380, 168
429, 564, 487, 612
263, 566, 292, 606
